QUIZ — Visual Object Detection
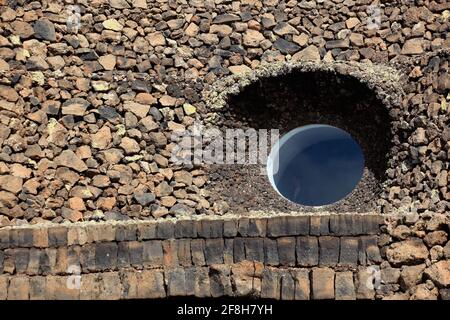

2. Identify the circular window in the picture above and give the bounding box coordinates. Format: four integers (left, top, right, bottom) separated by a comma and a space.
267, 124, 365, 207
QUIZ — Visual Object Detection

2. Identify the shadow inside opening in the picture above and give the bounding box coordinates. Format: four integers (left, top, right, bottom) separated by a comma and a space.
207, 70, 393, 214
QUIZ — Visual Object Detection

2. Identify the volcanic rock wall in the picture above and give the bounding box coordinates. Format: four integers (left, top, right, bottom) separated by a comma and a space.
0, 0, 449, 300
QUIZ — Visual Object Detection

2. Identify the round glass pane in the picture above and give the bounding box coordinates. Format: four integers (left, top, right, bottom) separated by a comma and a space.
267, 124, 365, 206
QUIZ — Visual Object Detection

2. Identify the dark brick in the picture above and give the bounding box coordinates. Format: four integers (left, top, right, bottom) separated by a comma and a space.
184, 267, 196, 296
261, 268, 280, 299
362, 215, 382, 235
143, 240, 164, 266
291, 269, 310, 300
280, 270, 295, 300
0, 229, 9, 249
67, 246, 80, 268
264, 238, 279, 266
319, 236, 340, 266
233, 237, 245, 263
14, 248, 30, 273
359, 236, 382, 264
335, 271, 355, 300
117, 242, 130, 268
237, 218, 249, 237
277, 237, 296, 266
198, 220, 223, 238
223, 239, 234, 264
0, 250, 3, 274
267, 216, 287, 237
27, 248, 42, 275
223, 220, 238, 237
175, 220, 197, 238
205, 239, 224, 264
39, 247, 58, 274
156, 221, 175, 239
91, 224, 115, 242
29, 276, 46, 300
48, 227, 67, 247
38, 249, 52, 275
177, 239, 192, 266
311, 267, 335, 299
128, 241, 144, 266
80, 244, 96, 273
209, 265, 232, 297
137, 222, 157, 240
296, 236, 319, 266
9, 229, 19, 247
248, 218, 267, 237
162, 239, 179, 266
18, 229, 33, 247
2, 249, 14, 274
115, 224, 137, 241
348, 215, 364, 235
95, 242, 118, 270
54, 247, 68, 274
244, 238, 264, 262
194, 267, 211, 297
286, 216, 310, 235
339, 237, 359, 267
329, 215, 348, 235
38, 248, 53, 275
166, 267, 186, 296
330, 215, 365, 236
3, 249, 16, 274
267, 216, 309, 237
310, 215, 330, 236
190, 239, 206, 266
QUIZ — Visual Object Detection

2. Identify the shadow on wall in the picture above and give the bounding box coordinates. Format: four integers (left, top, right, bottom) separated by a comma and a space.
209, 70, 394, 213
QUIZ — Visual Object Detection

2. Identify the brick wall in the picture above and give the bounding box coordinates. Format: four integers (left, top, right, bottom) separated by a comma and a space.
0, 214, 386, 300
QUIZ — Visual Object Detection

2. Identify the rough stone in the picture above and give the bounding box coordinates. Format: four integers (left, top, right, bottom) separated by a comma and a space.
424, 260, 450, 288
54, 150, 88, 172
243, 30, 264, 47
292, 45, 320, 62
386, 239, 429, 266
34, 19, 56, 41
335, 272, 356, 300
62, 98, 89, 116
311, 268, 335, 300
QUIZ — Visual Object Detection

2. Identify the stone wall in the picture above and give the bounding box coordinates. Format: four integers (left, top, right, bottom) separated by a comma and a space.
0, 0, 449, 301
0, 0, 448, 225
0, 213, 449, 300
0, 214, 382, 299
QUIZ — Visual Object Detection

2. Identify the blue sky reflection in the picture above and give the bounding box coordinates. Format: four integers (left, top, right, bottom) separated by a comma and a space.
268, 125, 365, 206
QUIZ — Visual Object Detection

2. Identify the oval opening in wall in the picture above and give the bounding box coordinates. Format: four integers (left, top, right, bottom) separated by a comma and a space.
267, 124, 365, 207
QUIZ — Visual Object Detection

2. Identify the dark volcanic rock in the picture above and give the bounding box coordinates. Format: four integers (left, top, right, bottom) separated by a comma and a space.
273, 38, 300, 54
33, 19, 56, 41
